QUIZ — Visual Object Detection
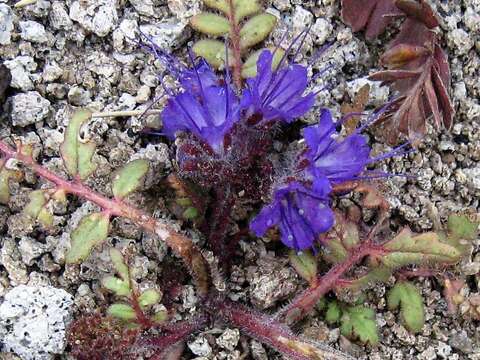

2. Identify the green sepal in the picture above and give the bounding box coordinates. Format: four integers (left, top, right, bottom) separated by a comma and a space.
102, 275, 131, 297
241, 47, 284, 78
340, 305, 379, 345
288, 250, 317, 284
138, 289, 161, 308
190, 12, 230, 36
60, 109, 97, 180
107, 303, 137, 321
111, 159, 149, 200
387, 281, 425, 333
192, 39, 231, 69
65, 212, 110, 263
239, 13, 277, 49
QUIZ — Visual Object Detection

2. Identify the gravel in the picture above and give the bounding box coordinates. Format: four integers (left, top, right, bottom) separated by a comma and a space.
0, 0, 479, 359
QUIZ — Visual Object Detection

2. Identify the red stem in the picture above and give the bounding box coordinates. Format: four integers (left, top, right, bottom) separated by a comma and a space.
216, 298, 353, 360
0, 140, 211, 296
227, 0, 243, 89
278, 241, 385, 325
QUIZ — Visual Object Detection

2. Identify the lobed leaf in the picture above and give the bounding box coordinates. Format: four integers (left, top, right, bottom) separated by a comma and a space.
325, 301, 342, 324
446, 214, 478, 248
381, 228, 462, 268
340, 306, 379, 345
192, 39, 230, 69
288, 250, 317, 285
241, 47, 284, 78
387, 281, 425, 333
239, 13, 277, 49
190, 13, 230, 36
342, 266, 392, 293
111, 159, 149, 200
60, 109, 97, 180
152, 309, 168, 323
107, 303, 137, 321
66, 212, 110, 263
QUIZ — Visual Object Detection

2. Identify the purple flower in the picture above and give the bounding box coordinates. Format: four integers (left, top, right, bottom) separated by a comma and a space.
241, 50, 315, 123
161, 60, 241, 154
303, 109, 372, 183
250, 178, 334, 251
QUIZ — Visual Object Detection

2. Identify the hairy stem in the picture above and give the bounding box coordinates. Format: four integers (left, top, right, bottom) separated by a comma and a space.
0, 140, 210, 296
216, 298, 353, 360
227, 0, 243, 89
278, 241, 385, 325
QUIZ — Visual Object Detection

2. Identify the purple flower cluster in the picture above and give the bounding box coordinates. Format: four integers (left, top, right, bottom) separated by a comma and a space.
155, 46, 404, 252
160, 50, 314, 154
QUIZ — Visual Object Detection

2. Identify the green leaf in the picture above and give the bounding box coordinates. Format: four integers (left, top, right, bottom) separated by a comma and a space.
138, 289, 161, 308
203, 0, 229, 13
182, 206, 199, 220
192, 39, 231, 69
102, 275, 131, 297
66, 212, 110, 263
111, 159, 149, 199
60, 109, 97, 180
288, 250, 317, 284
342, 266, 392, 292
340, 305, 379, 345
23, 190, 54, 228
0, 159, 23, 205
387, 281, 425, 333
234, 0, 261, 21
382, 228, 462, 268
239, 13, 277, 49
446, 214, 478, 253
241, 47, 284, 78
107, 303, 136, 321
190, 12, 230, 36
109, 248, 129, 281
325, 301, 342, 324
152, 309, 168, 323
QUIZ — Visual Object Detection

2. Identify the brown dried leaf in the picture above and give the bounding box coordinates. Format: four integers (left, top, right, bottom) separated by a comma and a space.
341, 84, 370, 134
341, 0, 403, 39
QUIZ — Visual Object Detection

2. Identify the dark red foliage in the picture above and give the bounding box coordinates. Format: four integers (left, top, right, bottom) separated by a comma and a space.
342, 0, 454, 144
67, 314, 140, 360
369, 18, 453, 143
341, 0, 403, 39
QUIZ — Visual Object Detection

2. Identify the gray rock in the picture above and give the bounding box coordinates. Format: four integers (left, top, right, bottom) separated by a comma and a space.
19, 21, 49, 43
128, 0, 155, 16
10, 91, 51, 127
4, 56, 37, 91
448, 28, 474, 55
49, 1, 73, 30
67, 85, 92, 106
216, 328, 240, 351
69, 0, 118, 37
188, 336, 212, 357
0, 4, 14, 45
463, 166, 480, 190
311, 17, 333, 45
42, 62, 63, 83
139, 21, 190, 50
0, 285, 74, 360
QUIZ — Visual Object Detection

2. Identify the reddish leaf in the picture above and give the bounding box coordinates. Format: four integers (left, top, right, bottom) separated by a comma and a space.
369, 2, 453, 143
395, 0, 439, 28
341, 0, 403, 39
